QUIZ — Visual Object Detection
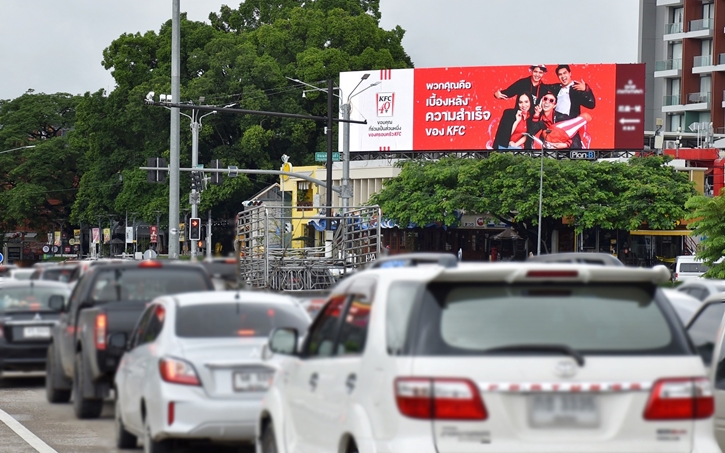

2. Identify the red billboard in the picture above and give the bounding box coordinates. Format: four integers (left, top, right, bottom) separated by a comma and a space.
340, 64, 645, 151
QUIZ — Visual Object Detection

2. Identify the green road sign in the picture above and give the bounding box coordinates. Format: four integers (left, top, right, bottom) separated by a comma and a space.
315, 152, 340, 162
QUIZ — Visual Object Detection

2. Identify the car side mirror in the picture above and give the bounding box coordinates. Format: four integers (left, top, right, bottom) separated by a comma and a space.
48, 295, 65, 312
268, 327, 299, 356
107, 332, 129, 355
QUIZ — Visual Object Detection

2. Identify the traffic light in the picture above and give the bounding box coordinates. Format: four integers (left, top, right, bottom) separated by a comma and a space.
189, 217, 201, 241
197, 240, 204, 249
210, 159, 223, 185
190, 171, 203, 191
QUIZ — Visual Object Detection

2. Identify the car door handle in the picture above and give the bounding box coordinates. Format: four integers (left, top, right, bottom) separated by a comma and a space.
309, 372, 318, 391
345, 373, 357, 394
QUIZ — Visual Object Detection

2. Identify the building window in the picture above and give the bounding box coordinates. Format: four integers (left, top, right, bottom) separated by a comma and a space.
669, 114, 682, 132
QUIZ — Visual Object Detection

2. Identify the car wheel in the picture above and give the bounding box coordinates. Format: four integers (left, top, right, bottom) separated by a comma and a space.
45, 343, 71, 403
261, 423, 278, 453
72, 351, 103, 419
115, 398, 137, 449
143, 416, 171, 453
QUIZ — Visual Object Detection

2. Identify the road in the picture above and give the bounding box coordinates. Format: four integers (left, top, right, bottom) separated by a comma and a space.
0, 372, 254, 453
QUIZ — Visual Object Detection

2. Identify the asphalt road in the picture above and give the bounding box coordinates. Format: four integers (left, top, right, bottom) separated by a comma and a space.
0, 372, 254, 453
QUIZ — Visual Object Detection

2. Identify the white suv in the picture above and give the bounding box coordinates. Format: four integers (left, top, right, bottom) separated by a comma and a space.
257, 254, 720, 453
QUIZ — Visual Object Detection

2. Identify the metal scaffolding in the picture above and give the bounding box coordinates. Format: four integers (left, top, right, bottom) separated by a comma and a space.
235, 205, 381, 291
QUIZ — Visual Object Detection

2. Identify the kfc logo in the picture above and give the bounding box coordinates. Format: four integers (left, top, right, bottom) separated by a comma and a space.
377, 92, 394, 117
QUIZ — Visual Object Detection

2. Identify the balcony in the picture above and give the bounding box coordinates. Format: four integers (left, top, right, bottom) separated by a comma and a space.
693, 55, 714, 74
694, 55, 712, 67
722, 90, 725, 108
664, 22, 684, 34
663, 95, 681, 106
682, 91, 711, 111
690, 18, 714, 32
656, 0, 683, 5
654, 59, 682, 78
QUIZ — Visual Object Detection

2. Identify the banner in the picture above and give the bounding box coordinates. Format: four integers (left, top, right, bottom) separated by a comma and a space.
179, 223, 186, 242
103, 228, 111, 244
54, 231, 61, 247
73, 229, 81, 240
125, 227, 134, 244
150, 225, 158, 244
92, 228, 100, 244
340, 64, 645, 151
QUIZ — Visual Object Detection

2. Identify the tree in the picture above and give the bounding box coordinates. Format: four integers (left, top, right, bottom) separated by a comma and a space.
71, 1, 412, 226
0, 92, 81, 231
371, 155, 696, 252
685, 193, 725, 278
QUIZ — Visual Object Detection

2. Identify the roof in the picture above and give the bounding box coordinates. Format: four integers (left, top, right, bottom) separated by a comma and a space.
171, 290, 299, 307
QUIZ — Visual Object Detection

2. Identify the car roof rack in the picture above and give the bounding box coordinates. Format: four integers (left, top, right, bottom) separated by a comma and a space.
367, 253, 458, 270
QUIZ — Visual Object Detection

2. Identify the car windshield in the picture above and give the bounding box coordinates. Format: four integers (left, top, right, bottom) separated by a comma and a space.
41, 267, 76, 283
176, 302, 309, 338
91, 268, 209, 302
400, 282, 688, 356
0, 286, 70, 311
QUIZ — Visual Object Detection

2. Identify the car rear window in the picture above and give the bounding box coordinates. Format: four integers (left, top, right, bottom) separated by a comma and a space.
0, 286, 71, 310
680, 263, 708, 273
403, 283, 689, 356
176, 302, 309, 338
91, 268, 209, 302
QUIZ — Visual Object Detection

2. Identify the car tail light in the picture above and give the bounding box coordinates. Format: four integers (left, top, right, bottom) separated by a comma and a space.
95, 313, 107, 351
138, 260, 163, 268
168, 402, 175, 425
159, 357, 200, 386
395, 378, 487, 420
644, 377, 714, 420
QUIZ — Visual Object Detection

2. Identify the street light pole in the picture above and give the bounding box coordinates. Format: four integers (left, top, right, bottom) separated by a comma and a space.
188, 107, 216, 259
536, 130, 551, 256
326, 79, 334, 229
168, 0, 181, 259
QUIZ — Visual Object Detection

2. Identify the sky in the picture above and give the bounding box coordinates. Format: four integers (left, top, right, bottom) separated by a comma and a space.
0, 0, 641, 101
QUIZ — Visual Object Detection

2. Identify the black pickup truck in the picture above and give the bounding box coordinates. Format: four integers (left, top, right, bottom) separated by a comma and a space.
45, 260, 214, 418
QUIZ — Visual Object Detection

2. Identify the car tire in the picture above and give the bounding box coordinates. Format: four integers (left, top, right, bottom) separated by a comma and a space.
115, 398, 137, 449
45, 344, 71, 403
143, 416, 171, 453
261, 423, 278, 453
72, 351, 103, 419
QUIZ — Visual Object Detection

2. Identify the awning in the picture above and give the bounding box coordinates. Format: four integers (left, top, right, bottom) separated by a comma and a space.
629, 230, 691, 236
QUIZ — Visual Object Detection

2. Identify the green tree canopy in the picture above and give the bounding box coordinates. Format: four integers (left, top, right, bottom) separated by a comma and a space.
0, 92, 81, 231
370, 155, 696, 252
69, 0, 412, 227
685, 193, 725, 278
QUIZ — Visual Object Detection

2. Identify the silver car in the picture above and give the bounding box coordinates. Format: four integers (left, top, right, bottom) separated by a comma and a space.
676, 279, 725, 302
113, 291, 311, 452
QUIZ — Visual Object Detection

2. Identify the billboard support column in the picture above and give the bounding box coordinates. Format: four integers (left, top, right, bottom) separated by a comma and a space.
341, 102, 351, 212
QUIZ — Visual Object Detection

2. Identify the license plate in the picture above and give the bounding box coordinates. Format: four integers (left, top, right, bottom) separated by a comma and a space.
528, 394, 599, 428
232, 370, 274, 392
23, 326, 51, 339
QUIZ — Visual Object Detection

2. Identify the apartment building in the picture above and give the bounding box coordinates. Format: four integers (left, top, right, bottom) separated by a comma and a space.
653, 0, 724, 138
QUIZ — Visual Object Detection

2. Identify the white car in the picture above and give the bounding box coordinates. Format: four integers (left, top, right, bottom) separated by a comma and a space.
257, 254, 720, 453
112, 290, 311, 452
662, 288, 702, 324
676, 279, 725, 302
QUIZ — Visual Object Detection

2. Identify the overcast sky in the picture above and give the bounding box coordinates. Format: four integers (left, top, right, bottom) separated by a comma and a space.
0, 0, 641, 100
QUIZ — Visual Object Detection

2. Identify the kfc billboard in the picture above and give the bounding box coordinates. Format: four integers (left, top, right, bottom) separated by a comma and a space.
340, 64, 644, 151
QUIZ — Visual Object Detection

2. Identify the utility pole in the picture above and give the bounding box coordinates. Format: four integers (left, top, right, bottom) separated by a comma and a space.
168, 0, 181, 259
153, 210, 163, 254
188, 106, 216, 259
95, 214, 104, 258
326, 79, 334, 229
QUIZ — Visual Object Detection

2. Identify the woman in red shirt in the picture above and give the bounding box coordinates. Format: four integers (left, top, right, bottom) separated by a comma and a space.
493, 92, 534, 149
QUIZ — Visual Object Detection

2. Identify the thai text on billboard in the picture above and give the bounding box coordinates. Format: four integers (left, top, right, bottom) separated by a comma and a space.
339, 64, 645, 151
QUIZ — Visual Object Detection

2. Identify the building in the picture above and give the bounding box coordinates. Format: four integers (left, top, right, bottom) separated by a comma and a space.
651, 0, 725, 145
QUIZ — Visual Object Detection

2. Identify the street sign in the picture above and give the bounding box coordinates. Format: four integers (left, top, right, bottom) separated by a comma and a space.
42, 246, 50, 253
0, 252, 4, 264
52, 246, 59, 253
281, 162, 293, 181
315, 152, 340, 162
